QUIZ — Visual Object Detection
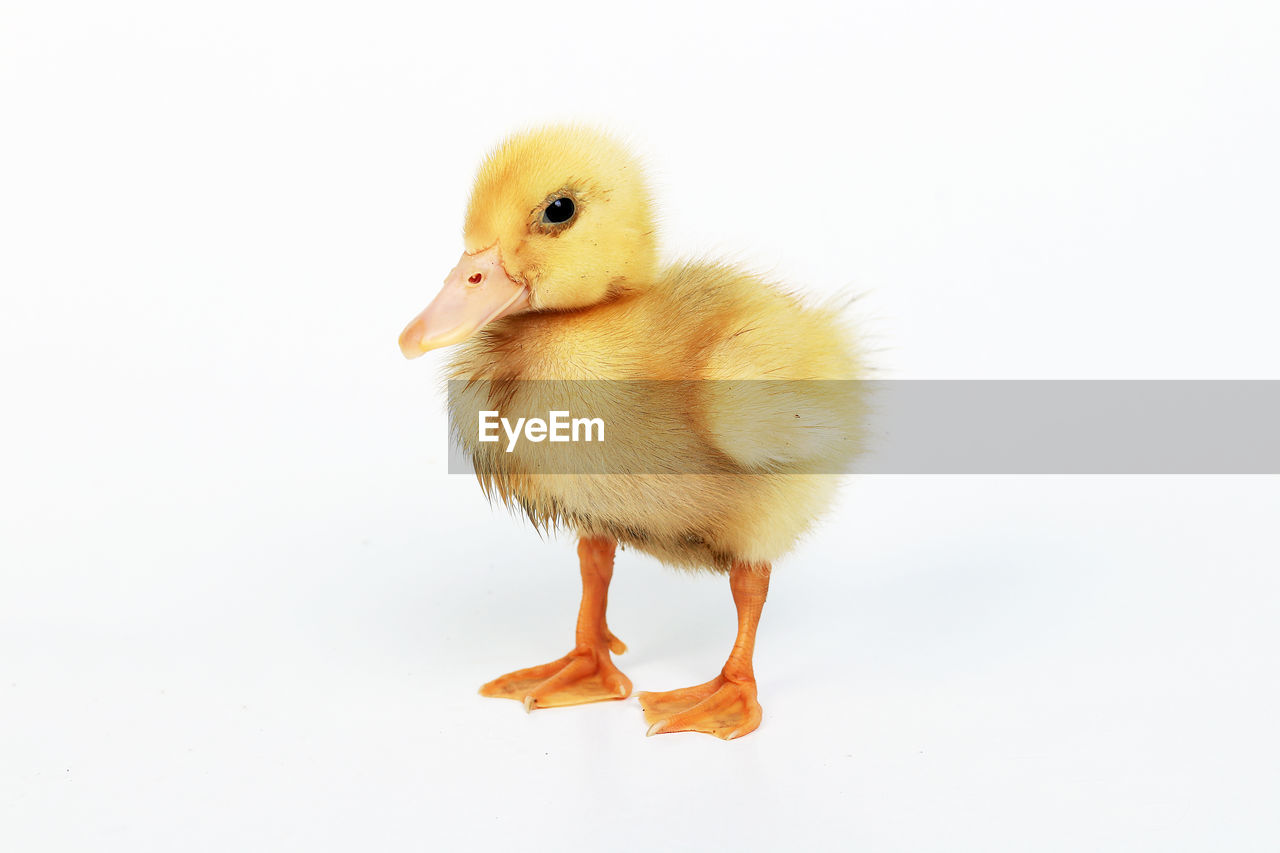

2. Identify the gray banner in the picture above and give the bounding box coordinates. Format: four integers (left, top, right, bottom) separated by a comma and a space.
445, 380, 1280, 475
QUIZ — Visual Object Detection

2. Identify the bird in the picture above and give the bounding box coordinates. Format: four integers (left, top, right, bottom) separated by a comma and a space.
398, 124, 864, 739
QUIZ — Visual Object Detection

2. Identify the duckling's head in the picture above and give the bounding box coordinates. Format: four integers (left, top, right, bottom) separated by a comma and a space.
399, 125, 657, 358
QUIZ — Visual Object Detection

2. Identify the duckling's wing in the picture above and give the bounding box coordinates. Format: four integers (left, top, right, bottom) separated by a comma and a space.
697, 301, 865, 472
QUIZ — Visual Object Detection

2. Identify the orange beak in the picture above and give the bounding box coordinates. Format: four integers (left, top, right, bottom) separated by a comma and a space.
398, 244, 531, 359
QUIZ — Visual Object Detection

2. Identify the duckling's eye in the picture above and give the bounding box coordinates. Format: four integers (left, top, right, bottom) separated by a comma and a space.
542, 197, 575, 225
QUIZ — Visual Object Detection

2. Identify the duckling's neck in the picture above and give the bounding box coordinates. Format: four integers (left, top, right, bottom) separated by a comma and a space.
450, 285, 657, 382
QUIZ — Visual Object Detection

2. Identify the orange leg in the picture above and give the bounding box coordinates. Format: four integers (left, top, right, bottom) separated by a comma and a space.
637, 562, 770, 740
479, 537, 632, 710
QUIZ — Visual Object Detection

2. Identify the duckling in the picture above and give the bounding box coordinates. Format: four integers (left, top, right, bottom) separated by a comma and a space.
398, 125, 864, 739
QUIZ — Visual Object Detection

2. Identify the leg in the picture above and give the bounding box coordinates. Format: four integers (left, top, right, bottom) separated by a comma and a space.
479, 537, 632, 710
637, 562, 770, 740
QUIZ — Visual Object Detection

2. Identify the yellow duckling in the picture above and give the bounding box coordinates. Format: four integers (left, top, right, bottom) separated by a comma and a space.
399, 125, 864, 739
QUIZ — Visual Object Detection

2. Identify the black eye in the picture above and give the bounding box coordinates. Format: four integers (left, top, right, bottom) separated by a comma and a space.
542, 197, 575, 224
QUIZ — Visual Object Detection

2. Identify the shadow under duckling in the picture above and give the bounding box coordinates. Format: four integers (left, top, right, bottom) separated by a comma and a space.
399, 125, 865, 739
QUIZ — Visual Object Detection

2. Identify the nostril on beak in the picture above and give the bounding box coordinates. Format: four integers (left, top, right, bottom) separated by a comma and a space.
467, 272, 483, 285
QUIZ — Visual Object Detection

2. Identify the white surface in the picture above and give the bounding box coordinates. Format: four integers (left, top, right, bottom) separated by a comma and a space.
2, 1, 1279, 850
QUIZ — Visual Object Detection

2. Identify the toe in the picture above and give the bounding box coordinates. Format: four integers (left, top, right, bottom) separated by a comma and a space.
636, 676, 723, 724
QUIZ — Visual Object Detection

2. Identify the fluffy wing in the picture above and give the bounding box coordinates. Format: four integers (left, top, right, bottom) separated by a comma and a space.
697, 284, 866, 472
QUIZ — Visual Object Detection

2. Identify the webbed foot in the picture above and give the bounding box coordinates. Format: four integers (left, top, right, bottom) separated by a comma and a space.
637, 674, 761, 740
480, 636, 631, 710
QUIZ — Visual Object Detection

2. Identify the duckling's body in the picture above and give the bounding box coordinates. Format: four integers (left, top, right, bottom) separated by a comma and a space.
399, 125, 864, 739
447, 260, 862, 570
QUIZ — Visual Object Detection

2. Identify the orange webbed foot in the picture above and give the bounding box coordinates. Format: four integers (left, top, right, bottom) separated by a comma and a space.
479, 638, 631, 711
636, 674, 762, 740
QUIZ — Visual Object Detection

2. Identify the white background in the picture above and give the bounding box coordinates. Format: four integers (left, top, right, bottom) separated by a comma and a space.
3, 1, 1279, 850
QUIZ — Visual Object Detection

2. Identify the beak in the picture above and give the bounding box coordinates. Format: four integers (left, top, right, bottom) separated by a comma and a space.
398, 244, 531, 359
